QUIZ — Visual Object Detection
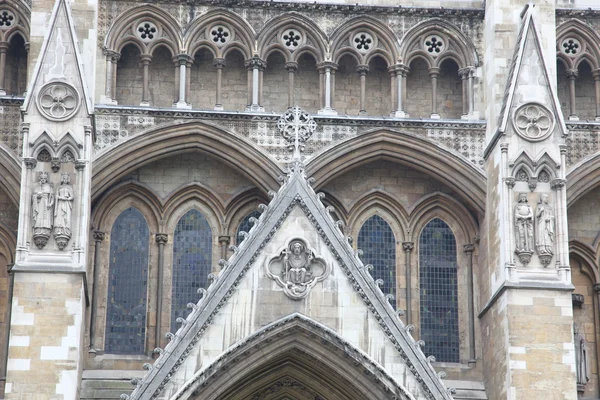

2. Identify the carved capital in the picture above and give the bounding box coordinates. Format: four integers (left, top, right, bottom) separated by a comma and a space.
463, 244, 475, 254
356, 64, 369, 75
155, 233, 168, 245
0, 41, 10, 52
212, 57, 226, 69
74, 160, 86, 171
93, 231, 105, 242
499, 142, 509, 153
593, 283, 600, 293
592, 69, 600, 81
458, 66, 474, 80
551, 178, 566, 190
218, 235, 231, 245
285, 61, 298, 72
316, 61, 338, 73
103, 47, 121, 62
245, 56, 266, 71
428, 66, 441, 78
402, 242, 414, 252
51, 157, 60, 173
566, 68, 579, 80
504, 177, 516, 188
528, 178, 537, 192
23, 157, 37, 169
140, 54, 152, 65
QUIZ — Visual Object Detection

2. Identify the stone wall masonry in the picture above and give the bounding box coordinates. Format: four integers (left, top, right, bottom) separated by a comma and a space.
334, 55, 361, 116
221, 51, 248, 111
365, 56, 392, 117
438, 60, 463, 119
406, 59, 433, 118
0, 101, 24, 158
262, 52, 288, 114
5, 273, 85, 400
0, 186, 18, 233
567, 185, 600, 248
293, 53, 320, 114
116, 45, 143, 106
189, 49, 217, 110
148, 47, 176, 108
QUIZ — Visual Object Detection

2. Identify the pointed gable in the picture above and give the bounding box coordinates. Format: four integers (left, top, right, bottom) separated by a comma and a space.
125, 163, 454, 400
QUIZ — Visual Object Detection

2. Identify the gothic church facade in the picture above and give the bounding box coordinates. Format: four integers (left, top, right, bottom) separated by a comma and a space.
0, 0, 598, 399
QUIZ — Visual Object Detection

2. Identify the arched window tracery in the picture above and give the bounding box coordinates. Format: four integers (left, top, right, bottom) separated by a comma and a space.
418, 217, 459, 363
171, 209, 212, 332
105, 207, 150, 355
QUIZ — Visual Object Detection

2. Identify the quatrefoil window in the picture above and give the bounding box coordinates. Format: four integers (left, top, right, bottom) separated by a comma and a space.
136, 22, 158, 42
353, 32, 374, 54
513, 103, 554, 141
210, 25, 231, 46
0, 10, 15, 28
37, 83, 80, 122
425, 35, 444, 55
561, 38, 581, 57
282, 29, 302, 50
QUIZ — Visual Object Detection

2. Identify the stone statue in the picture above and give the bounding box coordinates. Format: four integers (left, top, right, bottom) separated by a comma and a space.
514, 193, 534, 265
32, 171, 54, 249
535, 193, 554, 266
53, 173, 74, 250
283, 240, 313, 285
574, 327, 590, 391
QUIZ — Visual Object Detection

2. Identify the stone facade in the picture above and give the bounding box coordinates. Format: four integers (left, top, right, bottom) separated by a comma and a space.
1, 0, 600, 399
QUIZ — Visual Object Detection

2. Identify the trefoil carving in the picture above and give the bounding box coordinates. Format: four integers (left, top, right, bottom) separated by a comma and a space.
266, 238, 329, 300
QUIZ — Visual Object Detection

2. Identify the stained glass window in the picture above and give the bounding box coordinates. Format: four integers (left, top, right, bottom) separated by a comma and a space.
171, 209, 212, 332
357, 215, 396, 307
236, 210, 261, 245
419, 218, 459, 363
105, 207, 149, 354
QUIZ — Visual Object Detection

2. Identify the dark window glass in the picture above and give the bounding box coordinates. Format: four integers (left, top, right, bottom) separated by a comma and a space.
105, 207, 149, 354
357, 215, 396, 307
171, 209, 212, 332
236, 210, 261, 245
419, 218, 459, 363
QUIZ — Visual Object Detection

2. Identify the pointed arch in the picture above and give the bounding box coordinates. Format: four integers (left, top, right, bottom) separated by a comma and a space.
223, 187, 269, 233
306, 129, 486, 217
556, 19, 600, 71
399, 18, 479, 68
257, 12, 327, 63
184, 8, 255, 60
570, 240, 599, 284
0, 2, 30, 44
348, 190, 409, 239
330, 16, 398, 66
172, 314, 415, 400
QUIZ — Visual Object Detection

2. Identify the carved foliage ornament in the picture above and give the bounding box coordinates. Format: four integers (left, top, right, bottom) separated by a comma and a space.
37, 82, 80, 121
513, 103, 554, 141
266, 238, 330, 300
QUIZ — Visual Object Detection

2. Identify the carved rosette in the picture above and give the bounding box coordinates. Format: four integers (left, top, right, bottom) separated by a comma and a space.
266, 238, 329, 300
36, 82, 80, 122
513, 103, 554, 141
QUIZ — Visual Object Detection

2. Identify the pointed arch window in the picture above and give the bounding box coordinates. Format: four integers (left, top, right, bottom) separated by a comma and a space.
171, 209, 212, 331
419, 218, 459, 363
236, 210, 261, 245
105, 207, 149, 354
357, 215, 396, 306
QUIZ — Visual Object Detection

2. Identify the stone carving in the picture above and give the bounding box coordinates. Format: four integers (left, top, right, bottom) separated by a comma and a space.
36, 149, 52, 162
282, 29, 301, 50
535, 193, 554, 266
574, 327, 590, 393
277, 107, 317, 160
266, 238, 329, 299
53, 174, 74, 250
515, 168, 528, 181
514, 193, 534, 265
32, 172, 54, 249
136, 21, 158, 42
60, 149, 75, 163
425, 35, 444, 55
352, 32, 374, 53
0, 10, 15, 28
210, 25, 231, 46
513, 103, 554, 141
37, 83, 80, 121
538, 170, 550, 183
561, 38, 581, 56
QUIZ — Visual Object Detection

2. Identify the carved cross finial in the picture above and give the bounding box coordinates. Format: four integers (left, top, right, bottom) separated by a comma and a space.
277, 107, 317, 162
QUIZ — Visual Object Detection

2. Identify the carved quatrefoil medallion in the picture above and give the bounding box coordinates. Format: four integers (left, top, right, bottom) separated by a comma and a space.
36, 82, 80, 122
513, 103, 554, 141
266, 238, 329, 300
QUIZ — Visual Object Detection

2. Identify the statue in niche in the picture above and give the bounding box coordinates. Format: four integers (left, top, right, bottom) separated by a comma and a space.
514, 193, 534, 265
32, 171, 54, 249
266, 238, 329, 300
53, 173, 74, 250
535, 193, 554, 266
574, 327, 590, 392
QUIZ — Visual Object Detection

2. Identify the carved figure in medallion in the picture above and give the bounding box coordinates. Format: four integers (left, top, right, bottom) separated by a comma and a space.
535, 193, 554, 266
53, 173, 74, 250
266, 238, 329, 300
32, 171, 54, 249
514, 193, 534, 265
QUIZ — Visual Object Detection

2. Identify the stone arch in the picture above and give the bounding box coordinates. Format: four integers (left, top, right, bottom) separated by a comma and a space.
399, 19, 478, 69
348, 190, 409, 242
92, 121, 283, 203
104, 4, 181, 56
184, 9, 255, 60
0, 2, 30, 44
223, 187, 269, 237
566, 154, 600, 207
570, 241, 599, 284
173, 314, 415, 400
306, 129, 486, 217
163, 184, 224, 235
330, 16, 398, 66
257, 12, 327, 64
556, 19, 600, 71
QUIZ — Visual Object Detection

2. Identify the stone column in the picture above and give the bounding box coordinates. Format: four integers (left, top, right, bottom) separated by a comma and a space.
89, 231, 104, 350
402, 242, 414, 325
102, 48, 119, 104
429, 66, 440, 119
388, 66, 397, 116
140, 54, 152, 107
213, 58, 226, 111
459, 67, 470, 118
285, 61, 298, 108
0, 41, 9, 96
357, 64, 369, 116
463, 243, 476, 364
393, 64, 409, 118
245, 56, 265, 112
317, 61, 337, 115
592, 69, 600, 121
567, 68, 578, 121
155, 233, 168, 349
